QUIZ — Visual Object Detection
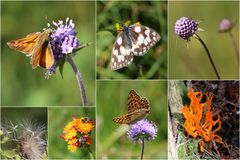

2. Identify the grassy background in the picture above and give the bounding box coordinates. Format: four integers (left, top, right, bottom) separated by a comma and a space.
97, 1, 167, 79
169, 1, 239, 79
48, 107, 95, 159
97, 81, 167, 159
1, 1, 95, 106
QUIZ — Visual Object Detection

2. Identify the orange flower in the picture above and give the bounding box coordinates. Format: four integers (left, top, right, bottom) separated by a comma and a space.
181, 88, 223, 152
75, 118, 94, 134
64, 121, 75, 132
63, 128, 77, 140
67, 138, 78, 145
61, 116, 94, 152
68, 144, 78, 152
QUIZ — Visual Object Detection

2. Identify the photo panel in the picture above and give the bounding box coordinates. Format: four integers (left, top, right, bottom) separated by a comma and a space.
1, 107, 48, 159
97, 81, 167, 159
1, 1, 95, 106
169, 1, 239, 79
97, 1, 167, 79
48, 107, 95, 159
168, 80, 239, 159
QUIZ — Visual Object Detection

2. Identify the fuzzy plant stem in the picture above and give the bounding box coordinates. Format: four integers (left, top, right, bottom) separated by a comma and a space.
67, 55, 88, 106
140, 138, 145, 160
195, 34, 221, 79
228, 31, 239, 64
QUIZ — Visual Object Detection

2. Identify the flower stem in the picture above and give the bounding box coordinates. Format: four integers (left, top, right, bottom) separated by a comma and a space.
194, 34, 221, 79
87, 146, 95, 159
140, 138, 145, 160
228, 31, 239, 64
66, 55, 88, 106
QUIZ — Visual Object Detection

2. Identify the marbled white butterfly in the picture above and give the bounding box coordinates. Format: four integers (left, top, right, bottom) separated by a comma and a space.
112, 90, 150, 125
111, 22, 161, 70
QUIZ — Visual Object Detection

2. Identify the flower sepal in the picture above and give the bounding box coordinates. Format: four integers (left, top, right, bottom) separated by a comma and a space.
133, 132, 152, 142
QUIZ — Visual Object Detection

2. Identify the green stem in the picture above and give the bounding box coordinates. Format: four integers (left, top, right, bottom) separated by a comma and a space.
140, 138, 145, 160
194, 34, 221, 79
66, 55, 88, 106
228, 31, 239, 64
87, 146, 95, 159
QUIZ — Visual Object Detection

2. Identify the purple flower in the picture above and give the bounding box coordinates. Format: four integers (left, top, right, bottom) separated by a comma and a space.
127, 119, 158, 142
219, 19, 233, 33
175, 17, 198, 40
48, 18, 80, 73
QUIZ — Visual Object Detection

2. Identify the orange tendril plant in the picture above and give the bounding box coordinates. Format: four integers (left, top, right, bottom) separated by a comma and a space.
181, 88, 223, 153
60, 115, 94, 158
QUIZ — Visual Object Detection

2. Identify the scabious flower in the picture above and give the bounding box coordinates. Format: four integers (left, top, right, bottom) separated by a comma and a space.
174, 17, 221, 79
127, 119, 158, 142
61, 115, 94, 152
48, 17, 80, 73
175, 17, 199, 40
218, 19, 233, 33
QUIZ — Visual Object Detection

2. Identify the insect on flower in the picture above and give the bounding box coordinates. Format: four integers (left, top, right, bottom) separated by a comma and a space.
7, 28, 54, 69
61, 116, 94, 152
111, 21, 161, 70
113, 90, 150, 125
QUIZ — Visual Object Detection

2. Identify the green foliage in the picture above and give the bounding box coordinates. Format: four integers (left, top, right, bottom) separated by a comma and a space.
48, 107, 95, 159
97, 81, 167, 159
177, 132, 200, 159
97, 1, 167, 79
1, 1, 95, 106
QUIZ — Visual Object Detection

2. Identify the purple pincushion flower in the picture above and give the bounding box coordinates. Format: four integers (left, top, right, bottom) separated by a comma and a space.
175, 17, 198, 40
48, 18, 80, 73
127, 119, 158, 142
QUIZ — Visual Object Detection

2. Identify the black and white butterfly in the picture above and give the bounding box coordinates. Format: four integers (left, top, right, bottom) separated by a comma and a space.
111, 23, 161, 70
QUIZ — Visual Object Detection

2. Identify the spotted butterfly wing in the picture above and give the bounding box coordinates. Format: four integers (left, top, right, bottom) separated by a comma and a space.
112, 90, 150, 125
111, 24, 161, 70
127, 90, 150, 113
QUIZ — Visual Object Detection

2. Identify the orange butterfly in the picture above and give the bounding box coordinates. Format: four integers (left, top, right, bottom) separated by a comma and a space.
113, 90, 150, 125
7, 28, 54, 69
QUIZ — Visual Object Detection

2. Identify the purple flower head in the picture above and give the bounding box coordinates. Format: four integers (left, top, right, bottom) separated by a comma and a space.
219, 19, 233, 33
127, 119, 158, 142
46, 18, 80, 75
175, 17, 198, 40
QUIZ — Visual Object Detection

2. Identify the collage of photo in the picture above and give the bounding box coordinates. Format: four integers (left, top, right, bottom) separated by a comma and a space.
1, 1, 239, 159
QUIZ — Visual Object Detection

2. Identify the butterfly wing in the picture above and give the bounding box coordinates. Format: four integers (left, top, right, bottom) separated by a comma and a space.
127, 90, 150, 113
7, 29, 54, 69
111, 31, 134, 70
7, 32, 41, 56
112, 109, 150, 124
30, 41, 54, 69
112, 113, 132, 124
128, 25, 161, 56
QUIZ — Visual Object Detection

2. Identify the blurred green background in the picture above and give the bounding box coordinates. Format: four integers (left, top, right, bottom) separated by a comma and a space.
48, 107, 95, 159
97, 81, 167, 159
169, 1, 239, 79
97, 1, 167, 79
1, 1, 95, 106
1, 107, 47, 125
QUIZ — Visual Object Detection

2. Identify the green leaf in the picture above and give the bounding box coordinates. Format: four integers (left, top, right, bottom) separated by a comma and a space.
1, 136, 9, 144
0, 130, 3, 136
57, 58, 66, 78
1, 149, 18, 158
